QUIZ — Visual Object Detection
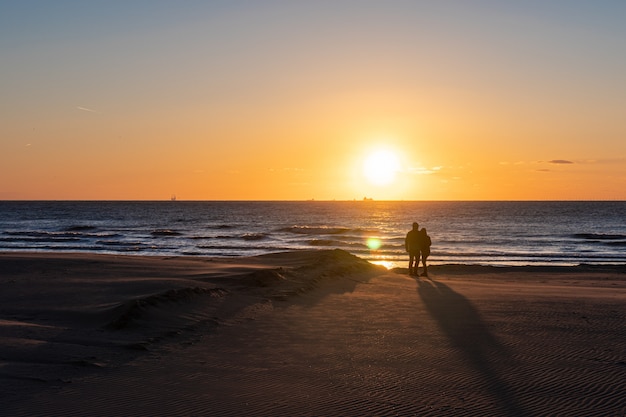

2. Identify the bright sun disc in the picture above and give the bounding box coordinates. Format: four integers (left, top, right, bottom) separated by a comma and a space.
362, 149, 400, 186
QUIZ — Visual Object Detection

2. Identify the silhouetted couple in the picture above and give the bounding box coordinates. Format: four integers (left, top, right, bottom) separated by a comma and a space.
405, 222, 431, 277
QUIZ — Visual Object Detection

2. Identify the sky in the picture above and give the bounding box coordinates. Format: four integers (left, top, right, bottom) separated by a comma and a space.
1, 0, 625, 200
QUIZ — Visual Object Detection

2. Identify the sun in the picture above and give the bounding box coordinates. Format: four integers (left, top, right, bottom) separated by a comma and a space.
362, 149, 401, 186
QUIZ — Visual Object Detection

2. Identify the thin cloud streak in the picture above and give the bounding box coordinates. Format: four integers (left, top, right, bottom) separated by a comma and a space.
76, 106, 100, 114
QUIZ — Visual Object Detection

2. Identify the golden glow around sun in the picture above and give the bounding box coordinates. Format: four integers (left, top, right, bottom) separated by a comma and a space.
362, 149, 401, 186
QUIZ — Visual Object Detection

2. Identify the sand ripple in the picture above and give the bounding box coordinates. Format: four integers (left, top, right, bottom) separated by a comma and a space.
1, 252, 624, 416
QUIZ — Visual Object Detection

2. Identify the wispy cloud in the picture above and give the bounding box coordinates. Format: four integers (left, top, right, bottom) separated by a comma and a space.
76, 106, 100, 114
578, 157, 625, 164
406, 166, 441, 175
548, 159, 573, 164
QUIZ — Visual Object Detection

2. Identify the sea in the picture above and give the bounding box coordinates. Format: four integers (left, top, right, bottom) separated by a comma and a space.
0, 201, 624, 268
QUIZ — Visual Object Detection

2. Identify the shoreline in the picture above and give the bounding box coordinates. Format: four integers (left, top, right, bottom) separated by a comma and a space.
1, 250, 625, 416
3, 249, 626, 270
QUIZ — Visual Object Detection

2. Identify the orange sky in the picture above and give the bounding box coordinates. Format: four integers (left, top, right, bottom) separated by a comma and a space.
2, 2, 625, 200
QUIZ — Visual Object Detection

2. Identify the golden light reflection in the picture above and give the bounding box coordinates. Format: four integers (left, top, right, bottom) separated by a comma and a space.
370, 260, 395, 270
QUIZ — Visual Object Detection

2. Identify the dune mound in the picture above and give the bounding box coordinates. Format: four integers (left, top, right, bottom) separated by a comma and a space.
106, 287, 229, 330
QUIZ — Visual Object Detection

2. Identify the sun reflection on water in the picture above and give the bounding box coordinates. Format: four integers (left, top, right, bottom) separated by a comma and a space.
370, 260, 396, 270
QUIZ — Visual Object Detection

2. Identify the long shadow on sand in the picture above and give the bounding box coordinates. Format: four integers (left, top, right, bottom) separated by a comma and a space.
417, 278, 528, 416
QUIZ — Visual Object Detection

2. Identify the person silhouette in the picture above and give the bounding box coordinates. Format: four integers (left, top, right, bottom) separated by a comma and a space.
418, 227, 432, 277
405, 222, 421, 275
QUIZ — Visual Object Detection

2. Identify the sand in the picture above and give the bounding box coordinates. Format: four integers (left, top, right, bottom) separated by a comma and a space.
1, 250, 624, 416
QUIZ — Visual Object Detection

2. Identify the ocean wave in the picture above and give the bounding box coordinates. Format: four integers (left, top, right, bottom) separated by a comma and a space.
0, 236, 82, 243
196, 244, 294, 252
192, 235, 249, 240
96, 240, 149, 247
63, 225, 97, 232
241, 233, 269, 241
4, 230, 120, 239
307, 239, 339, 246
151, 229, 183, 237
302, 239, 370, 249
572, 233, 626, 240
280, 226, 353, 235
0, 244, 108, 252
210, 224, 235, 230
5, 230, 76, 238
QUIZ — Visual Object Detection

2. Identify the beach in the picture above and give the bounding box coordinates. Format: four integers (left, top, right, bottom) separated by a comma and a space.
1, 250, 625, 416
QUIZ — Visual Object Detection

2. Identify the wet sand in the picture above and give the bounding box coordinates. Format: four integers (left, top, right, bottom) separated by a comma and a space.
1, 251, 625, 416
